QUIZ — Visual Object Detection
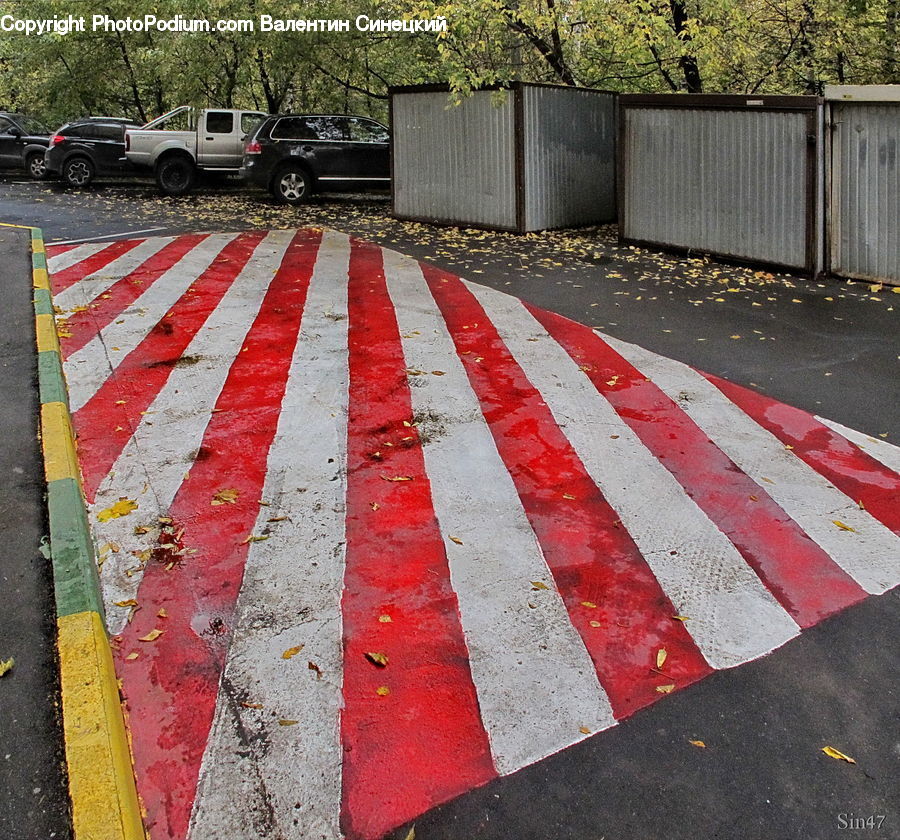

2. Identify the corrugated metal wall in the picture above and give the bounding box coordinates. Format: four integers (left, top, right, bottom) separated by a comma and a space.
621, 106, 812, 269
391, 90, 518, 230
831, 103, 900, 283
521, 86, 616, 231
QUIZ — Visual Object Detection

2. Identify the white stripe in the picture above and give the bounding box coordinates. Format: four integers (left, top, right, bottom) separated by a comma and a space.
52, 236, 178, 314
189, 231, 350, 840
92, 231, 295, 634
607, 336, 900, 594
65, 233, 239, 413
469, 283, 801, 668
47, 241, 114, 274
815, 415, 900, 475
383, 249, 614, 775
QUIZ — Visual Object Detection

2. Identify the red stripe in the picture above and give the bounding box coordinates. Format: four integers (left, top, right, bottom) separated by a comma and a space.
61, 235, 208, 359
340, 241, 495, 840
423, 266, 713, 718
114, 229, 322, 840
49, 238, 144, 294
46, 243, 80, 256
707, 375, 900, 534
528, 305, 867, 628
73, 232, 266, 503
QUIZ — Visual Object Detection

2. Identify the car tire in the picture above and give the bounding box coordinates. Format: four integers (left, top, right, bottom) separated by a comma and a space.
62, 156, 95, 188
155, 154, 196, 196
26, 152, 46, 180
271, 165, 312, 205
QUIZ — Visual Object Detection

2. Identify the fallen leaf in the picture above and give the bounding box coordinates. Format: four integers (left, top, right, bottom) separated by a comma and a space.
376, 686, 391, 696
370, 502, 380, 511
403, 827, 416, 840
581, 601, 597, 609
139, 629, 163, 642
531, 581, 549, 591
114, 599, 138, 608
365, 652, 388, 667
241, 534, 270, 544
448, 535, 463, 545
656, 684, 676, 694
211, 488, 239, 506
278, 719, 299, 726
579, 726, 591, 735
833, 520, 857, 533
672, 615, 691, 622
308, 661, 322, 679
282, 645, 304, 660
241, 702, 263, 709
0, 658, 14, 677
157, 608, 168, 618
431, 370, 446, 376
381, 475, 413, 482
133, 525, 151, 535
748, 495, 759, 502
562, 493, 576, 500
98, 498, 138, 522
125, 652, 139, 661
689, 739, 706, 748
656, 648, 668, 668
589, 620, 602, 627
822, 746, 856, 764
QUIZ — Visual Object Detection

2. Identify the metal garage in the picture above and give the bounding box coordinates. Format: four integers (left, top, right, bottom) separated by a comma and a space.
826, 85, 900, 286
390, 83, 617, 233
618, 94, 825, 275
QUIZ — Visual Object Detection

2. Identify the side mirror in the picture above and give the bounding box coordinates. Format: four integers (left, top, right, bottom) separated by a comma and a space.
8, 126, 22, 138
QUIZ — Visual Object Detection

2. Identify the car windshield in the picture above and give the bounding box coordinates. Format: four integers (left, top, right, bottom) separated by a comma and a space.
18, 116, 49, 135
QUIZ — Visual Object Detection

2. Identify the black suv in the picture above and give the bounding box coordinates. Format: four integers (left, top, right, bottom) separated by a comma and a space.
242, 114, 389, 204
45, 118, 142, 187
0, 112, 52, 179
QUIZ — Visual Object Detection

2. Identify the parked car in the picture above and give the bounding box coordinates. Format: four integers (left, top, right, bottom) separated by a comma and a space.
242, 114, 390, 205
0, 112, 52, 179
125, 106, 267, 195
45, 117, 142, 187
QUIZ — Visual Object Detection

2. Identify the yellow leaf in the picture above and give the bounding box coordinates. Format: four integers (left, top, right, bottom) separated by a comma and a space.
211, 488, 239, 506
278, 719, 299, 726
449, 535, 463, 545
376, 686, 391, 696
822, 746, 856, 764
431, 370, 446, 376
689, 739, 706, 748
581, 601, 597, 609
656, 648, 668, 668
282, 645, 304, 660
381, 475, 413, 482
656, 684, 675, 694
562, 493, 576, 500
370, 502, 380, 511
125, 652, 139, 661
531, 581, 549, 591
114, 599, 138, 608
589, 620, 602, 628
833, 520, 856, 533
241, 534, 270, 544
403, 827, 416, 840
378, 614, 392, 623
97, 498, 138, 522
672, 615, 691, 622
365, 652, 388, 667
139, 629, 163, 642
579, 726, 591, 735
0, 658, 14, 677
158, 608, 168, 618
241, 702, 263, 709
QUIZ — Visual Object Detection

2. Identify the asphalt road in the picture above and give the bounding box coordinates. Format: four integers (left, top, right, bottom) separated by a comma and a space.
1, 174, 897, 840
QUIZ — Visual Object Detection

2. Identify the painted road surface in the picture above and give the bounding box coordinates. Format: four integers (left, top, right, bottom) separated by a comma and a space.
48, 230, 900, 840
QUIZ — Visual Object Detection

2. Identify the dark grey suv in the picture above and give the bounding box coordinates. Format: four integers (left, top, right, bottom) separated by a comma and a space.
0, 112, 52, 178
45, 118, 142, 187
242, 114, 389, 204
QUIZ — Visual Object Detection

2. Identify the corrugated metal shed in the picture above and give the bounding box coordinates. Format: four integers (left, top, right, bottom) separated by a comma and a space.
390, 83, 616, 233
826, 86, 900, 285
618, 95, 824, 275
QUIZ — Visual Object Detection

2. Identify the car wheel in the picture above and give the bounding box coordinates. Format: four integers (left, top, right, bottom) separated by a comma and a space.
272, 166, 312, 205
63, 156, 95, 188
155, 155, 196, 196
26, 152, 46, 180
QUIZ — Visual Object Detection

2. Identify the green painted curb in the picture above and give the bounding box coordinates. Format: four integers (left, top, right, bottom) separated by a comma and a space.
38, 351, 69, 406
47, 476, 105, 619
33, 250, 48, 270
34, 287, 54, 315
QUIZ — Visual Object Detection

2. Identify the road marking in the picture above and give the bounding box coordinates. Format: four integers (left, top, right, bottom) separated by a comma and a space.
384, 248, 614, 777
92, 231, 295, 633
115, 230, 322, 840
51, 238, 146, 294
610, 339, 900, 594
423, 263, 713, 717
471, 284, 801, 669
816, 416, 900, 475
189, 231, 352, 840
47, 240, 116, 274
50, 227, 168, 246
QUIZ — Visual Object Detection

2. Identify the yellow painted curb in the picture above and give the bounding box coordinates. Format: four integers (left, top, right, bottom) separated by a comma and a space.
33, 266, 50, 290
41, 401, 81, 484
32, 236, 47, 254
36, 312, 61, 354
58, 611, 145, 840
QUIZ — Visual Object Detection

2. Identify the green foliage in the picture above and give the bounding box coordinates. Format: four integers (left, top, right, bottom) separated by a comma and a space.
1, 0, 897, 126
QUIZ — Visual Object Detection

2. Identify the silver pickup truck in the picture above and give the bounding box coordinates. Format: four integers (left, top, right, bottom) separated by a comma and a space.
125, 106, 267, 195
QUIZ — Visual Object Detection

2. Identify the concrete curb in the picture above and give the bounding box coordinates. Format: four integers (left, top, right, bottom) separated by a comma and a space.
15, 225, 146, 840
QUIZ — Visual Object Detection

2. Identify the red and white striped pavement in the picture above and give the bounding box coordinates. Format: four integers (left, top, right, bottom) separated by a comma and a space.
48, 230, 900, 840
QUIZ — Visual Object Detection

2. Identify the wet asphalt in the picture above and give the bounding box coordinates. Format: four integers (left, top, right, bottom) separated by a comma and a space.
0, 173, 896, 840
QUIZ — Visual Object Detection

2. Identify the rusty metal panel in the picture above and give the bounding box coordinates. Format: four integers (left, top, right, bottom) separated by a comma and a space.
621, 106, 812, 269
391, 90, 517, 230
521, 86, 616, 231
830, 101, 900, 283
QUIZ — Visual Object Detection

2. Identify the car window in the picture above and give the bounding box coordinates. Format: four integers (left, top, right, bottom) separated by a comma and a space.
206, 112, 234, 134
0, 118, 12, 134
309, 117, 348, 141
241, 113, 263, 136
18, 116, 49, 135
96, 123, 124, 141
347, 118, 389, 144
270, 117, 318, 140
